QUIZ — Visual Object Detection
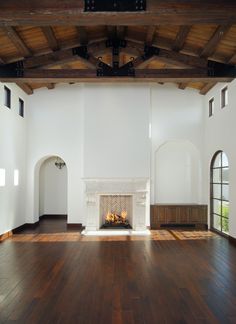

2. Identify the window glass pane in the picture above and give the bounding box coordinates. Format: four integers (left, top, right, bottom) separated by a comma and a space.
222, 168, 229, 183
213, 214, 221, 231
222, 185, 229, 201
213, 153, 221, 168
222, 217, 229, 234
213, 168, 221, 183
213, 199, 221, 215
213, 184, 221, 199
222, 152, 229, 167
222, 201, 229, 218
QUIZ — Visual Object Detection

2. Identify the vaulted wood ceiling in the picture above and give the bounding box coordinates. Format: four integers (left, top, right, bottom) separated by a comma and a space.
0, 1, 236, 95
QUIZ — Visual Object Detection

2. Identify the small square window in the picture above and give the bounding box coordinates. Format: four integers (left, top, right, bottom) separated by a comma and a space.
209, 98, 214, 117
19, 98, 24, 117
4, 86, 11, 108
221, 86, 228, 109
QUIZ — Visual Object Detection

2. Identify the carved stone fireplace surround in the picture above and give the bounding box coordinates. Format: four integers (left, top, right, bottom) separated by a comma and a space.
84, 178, 149, 231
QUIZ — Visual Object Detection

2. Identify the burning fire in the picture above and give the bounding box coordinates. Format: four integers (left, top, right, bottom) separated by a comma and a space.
105, 210, 128, 224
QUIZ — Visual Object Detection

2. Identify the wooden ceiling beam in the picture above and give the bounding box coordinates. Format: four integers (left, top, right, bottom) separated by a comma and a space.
1, 26, 31, 57
0, 1, 236, 25
46, 83, 55, 90
21, 39, 208, 71
200, 25, 232, 58
117, 26, 127, 39
107, 26, 117, 39
145, 26, 157, 45
1, 69, 233, 83
76, 26, 88, 45
178, 83, 188, 90
172, 26, 191, 52
199, 82, 217, 95
16, 82, 33, 95
41, 26, 59, 51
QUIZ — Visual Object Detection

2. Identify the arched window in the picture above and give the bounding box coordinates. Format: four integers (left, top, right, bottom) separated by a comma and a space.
210, 151, 229, 235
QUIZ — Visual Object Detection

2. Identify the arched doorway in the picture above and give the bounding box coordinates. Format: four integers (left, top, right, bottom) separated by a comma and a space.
39, 156, 68, 228
210, 151, 229, 235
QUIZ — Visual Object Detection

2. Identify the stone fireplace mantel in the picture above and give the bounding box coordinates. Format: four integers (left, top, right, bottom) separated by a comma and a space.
83, 178, 150, 231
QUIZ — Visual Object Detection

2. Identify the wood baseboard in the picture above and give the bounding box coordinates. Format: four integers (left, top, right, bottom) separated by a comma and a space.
67, 223, 83, 230
229, 236, 236, 246
39, 214, 67, 220
0, 230, 13, 242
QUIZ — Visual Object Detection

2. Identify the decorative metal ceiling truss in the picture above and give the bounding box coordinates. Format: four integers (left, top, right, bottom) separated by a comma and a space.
0, 40, 236, 80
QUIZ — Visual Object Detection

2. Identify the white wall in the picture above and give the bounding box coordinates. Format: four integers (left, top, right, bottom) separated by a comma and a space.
26, 83, 150, 226
150, 84, 204, 204
39, 157, 67, 216
26, 84, 84, 225
83, 85, 150, 178
155, 140, 201, 204
0, 83, 28, 235
204, 79, 236, 238
2, 81, 228, 234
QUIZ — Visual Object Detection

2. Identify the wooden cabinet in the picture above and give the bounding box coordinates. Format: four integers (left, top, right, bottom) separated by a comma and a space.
150, 204, 207, 229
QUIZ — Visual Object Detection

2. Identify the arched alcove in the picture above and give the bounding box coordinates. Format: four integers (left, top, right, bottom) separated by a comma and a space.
154, 140, 201, 204
33, 155, 68, 221
39, 156, 67, 217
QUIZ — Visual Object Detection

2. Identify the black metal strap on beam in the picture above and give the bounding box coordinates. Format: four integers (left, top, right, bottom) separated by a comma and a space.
143, 45, 160, 60
0, 61, 24, 77
84, 0, 146, 12
208, 61, 236, 77
72, 46, 89, 60
97, 60, 135, 77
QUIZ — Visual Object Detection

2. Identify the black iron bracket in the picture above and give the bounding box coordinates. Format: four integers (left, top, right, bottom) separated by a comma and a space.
84, 0, 146, 12
106, 39, 127, 49
97, 60, 135, 77
208, 61, 236, 77
143, 46, 160, 60
0, 61, 24, 78
72, 46, 89, 60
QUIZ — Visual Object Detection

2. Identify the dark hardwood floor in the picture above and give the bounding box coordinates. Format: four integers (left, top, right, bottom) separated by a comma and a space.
0, 218, 236, 324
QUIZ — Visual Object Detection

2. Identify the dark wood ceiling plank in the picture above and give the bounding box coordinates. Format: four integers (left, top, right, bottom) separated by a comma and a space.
41, 26, 59, 51
146, 26, 157, 45
0, 1, 236, 25
200, 25, 232, 58
199, 82, 217, 95
172, 26, 191, 52
1, 26, 32, 57
16, 82, 33, 95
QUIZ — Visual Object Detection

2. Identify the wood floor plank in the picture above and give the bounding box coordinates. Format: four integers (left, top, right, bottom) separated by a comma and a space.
0, 218, 236, 323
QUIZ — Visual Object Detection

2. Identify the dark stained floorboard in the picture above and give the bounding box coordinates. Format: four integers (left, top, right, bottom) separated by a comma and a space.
0, 219, 236, 323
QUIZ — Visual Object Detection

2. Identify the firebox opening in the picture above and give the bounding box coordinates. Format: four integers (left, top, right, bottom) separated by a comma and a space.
100, 195, 132, 229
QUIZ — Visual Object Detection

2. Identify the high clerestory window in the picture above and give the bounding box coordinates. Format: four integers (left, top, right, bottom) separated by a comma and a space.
209, 98, 214, 117
210, 151, 229, 235
221, 86, 228, 109
4, 86, 11, 108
